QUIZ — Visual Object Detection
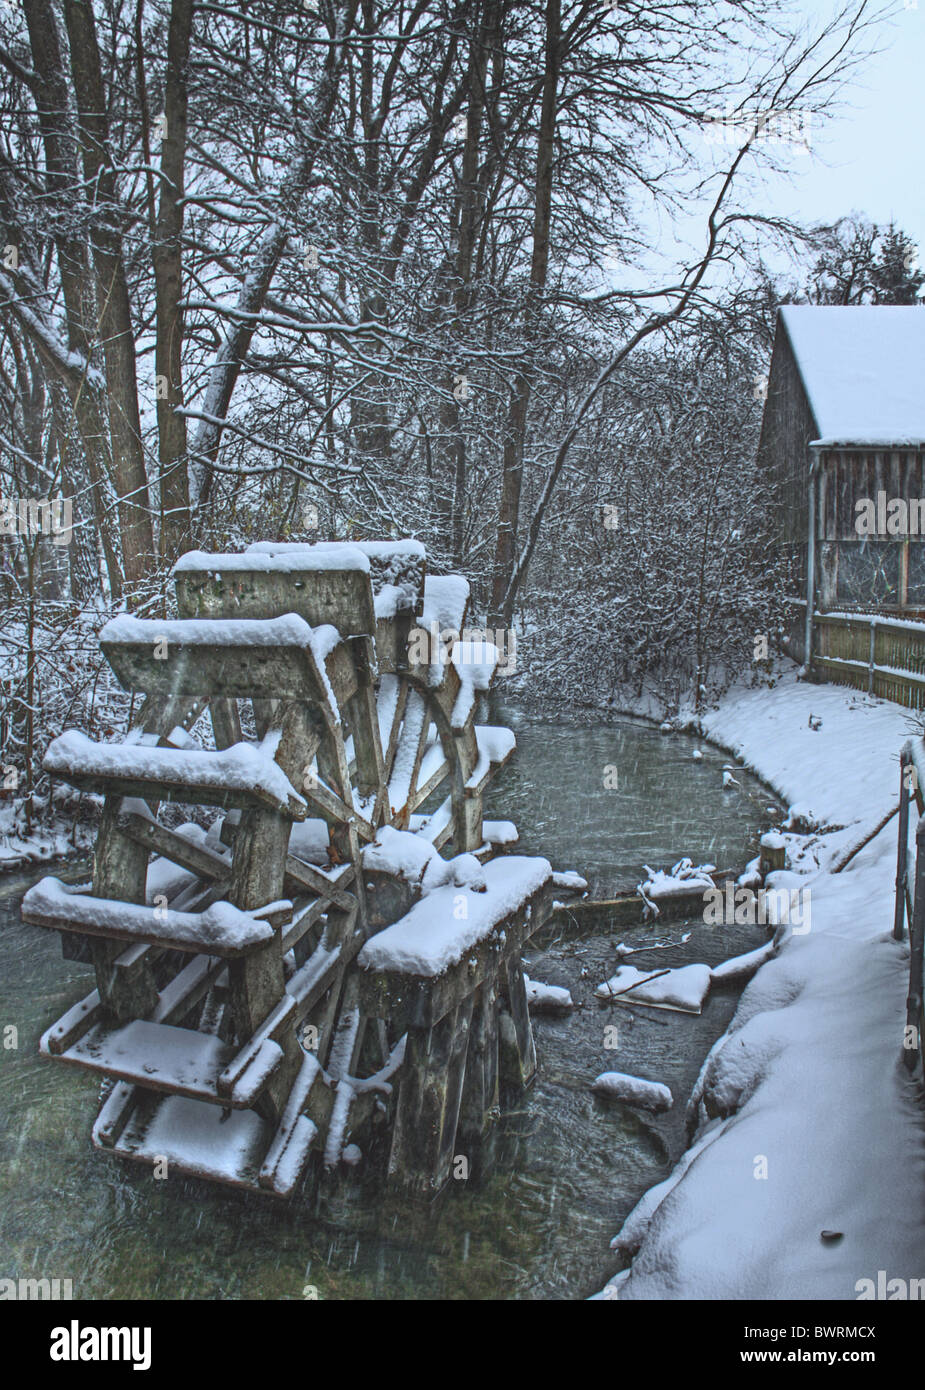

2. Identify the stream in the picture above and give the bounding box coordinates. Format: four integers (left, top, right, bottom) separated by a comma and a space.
0, 706, 781, 1300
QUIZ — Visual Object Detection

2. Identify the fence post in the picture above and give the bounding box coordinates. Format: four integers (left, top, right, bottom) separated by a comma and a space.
895, 756, 911, 941
903, 817, 925, 1072
868, 618, 877, 696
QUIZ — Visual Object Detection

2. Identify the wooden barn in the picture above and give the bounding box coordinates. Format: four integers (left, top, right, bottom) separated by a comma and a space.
759, 305, 925, 696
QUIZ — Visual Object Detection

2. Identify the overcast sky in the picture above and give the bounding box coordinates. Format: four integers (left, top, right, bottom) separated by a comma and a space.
760, 0, 925, 253
610, 1, 923, 299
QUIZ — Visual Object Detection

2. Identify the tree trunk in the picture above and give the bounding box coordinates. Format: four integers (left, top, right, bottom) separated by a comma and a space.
22, 0, 125, 600
63, 0, 155, 592
152, 0, 194, 561
489, 0, 560, 622
192, 0, 358, 515
440, 0, 497, 564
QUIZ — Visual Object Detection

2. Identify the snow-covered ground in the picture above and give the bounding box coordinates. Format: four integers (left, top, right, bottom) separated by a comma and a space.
0, 806, 95, 871
599, 664, 925, 1301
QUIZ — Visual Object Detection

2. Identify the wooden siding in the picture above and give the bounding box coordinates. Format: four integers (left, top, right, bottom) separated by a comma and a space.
757, 318, 818, 585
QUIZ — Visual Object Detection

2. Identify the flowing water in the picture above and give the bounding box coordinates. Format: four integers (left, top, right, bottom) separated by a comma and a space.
0, 708, 781, 1300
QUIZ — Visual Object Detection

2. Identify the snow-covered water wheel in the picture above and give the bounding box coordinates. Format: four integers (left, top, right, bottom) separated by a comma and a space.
24, 541, 567, 1196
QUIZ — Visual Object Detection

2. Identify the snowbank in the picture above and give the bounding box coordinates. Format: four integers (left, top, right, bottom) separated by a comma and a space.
602, 669, 925, 1301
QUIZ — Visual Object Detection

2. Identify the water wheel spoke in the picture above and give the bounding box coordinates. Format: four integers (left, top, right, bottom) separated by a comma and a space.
380, 674, 409, 785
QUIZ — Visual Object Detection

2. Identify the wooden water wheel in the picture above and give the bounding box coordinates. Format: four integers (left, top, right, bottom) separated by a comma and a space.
24, 541, 571, 1195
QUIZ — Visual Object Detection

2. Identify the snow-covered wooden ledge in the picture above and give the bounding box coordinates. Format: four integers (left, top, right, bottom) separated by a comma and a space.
43, 730, 308, 819
22, 874, 286, 956
357, 855, 554, 1189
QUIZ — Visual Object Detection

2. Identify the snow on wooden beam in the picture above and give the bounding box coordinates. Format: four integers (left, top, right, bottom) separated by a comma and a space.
22, 875, 281, 958
100, 614, 344, 705
358, 857, 553, 1031
43, 731, 308, 819
174, 544, 378, 638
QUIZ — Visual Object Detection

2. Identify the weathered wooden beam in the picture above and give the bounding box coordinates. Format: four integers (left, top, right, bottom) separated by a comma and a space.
92, 1081, 138, 1149
174, 558, 377, 638
358, 880, 552, 1032
387, 996, 474, 1192
210, 697, 242, 750
346, 636, 385, 800
457, 981, 499, 1144
40, 986, 102, 1056
227, 806, 302, 1126
283, 854, 356, 911
498, 957, 536, 1099
102, 629, 335, 703
117, 809, 230, 882
91, 799, 159, 1021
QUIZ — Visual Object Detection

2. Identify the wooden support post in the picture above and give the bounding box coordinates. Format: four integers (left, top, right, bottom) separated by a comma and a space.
309, 903, 360, 1068
90, 798, 159, 1021
210, 697, 242, 750
904, 818, 925, 1072
227, 806, 300, 1123
461, 788, 484, 853
347, 636, 384, 800
498, 957, 536, 1100
252, 698, 280, 740
895, 757, 912, 942
457, 981, 499, 1143
388, 997, 474, 1192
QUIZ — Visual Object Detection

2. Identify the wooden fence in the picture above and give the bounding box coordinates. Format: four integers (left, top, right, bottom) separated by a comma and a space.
813, 612, 925, 709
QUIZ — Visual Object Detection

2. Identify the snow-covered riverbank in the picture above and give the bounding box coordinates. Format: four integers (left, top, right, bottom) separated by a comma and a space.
0, 812, 95, 873
599, 665, 925, 1301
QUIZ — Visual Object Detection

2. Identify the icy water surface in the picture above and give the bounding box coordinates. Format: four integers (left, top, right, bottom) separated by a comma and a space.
0, 708, 780, 1300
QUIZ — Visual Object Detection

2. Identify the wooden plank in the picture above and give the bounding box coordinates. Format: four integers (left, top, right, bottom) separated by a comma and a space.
101, 619, 334, 702
210, 697, 242, 750
498, 957, 536, 1098
174, 555, 377, 637
58, 1018, 263, 1105
40, 986, 102, 1056
381, 674, 410, 780
152, 955, 225, 1026
457, 981, 499, 1142
92, 1081, 138, 1149
90, 799, 159, 1021
346, 636, 385, 800
23, 883, 279, 959
387, 996, 474, 1192
217, 994, 297, 1099
284, 853, 356, 911
226, 806, 303, 1126
117, 809, 231, 881
106, 1092, 268, 1192
45, 739, 307, 819
300, 775, 375, 842
358, 880, 552, 1032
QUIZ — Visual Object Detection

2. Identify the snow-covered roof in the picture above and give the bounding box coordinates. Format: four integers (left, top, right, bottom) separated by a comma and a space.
779, 305, 925, 447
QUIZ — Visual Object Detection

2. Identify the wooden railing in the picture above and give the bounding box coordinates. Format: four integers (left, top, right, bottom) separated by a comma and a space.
814, 612, 925, 709
894, 741, 925, 1073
